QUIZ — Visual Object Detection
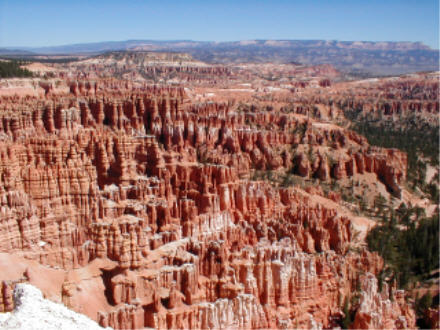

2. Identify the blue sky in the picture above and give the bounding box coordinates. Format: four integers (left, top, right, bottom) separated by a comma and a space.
0, 0, 438, 48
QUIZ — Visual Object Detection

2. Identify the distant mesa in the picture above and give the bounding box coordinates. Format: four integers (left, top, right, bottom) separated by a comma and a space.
1, 39, 437, 75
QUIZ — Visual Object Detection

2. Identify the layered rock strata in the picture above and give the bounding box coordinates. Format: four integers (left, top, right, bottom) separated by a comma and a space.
0, 78, 416, 329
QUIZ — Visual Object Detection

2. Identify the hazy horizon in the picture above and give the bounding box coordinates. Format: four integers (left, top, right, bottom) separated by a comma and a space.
0, 0, 438, 49
4, 38, 437, 51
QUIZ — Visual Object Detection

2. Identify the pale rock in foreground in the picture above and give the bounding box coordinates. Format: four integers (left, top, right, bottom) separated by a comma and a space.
0, 284, 110, 330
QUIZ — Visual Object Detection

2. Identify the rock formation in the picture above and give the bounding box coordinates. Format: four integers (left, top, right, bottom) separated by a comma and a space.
0, 60, 424, 329
0, 283, 106, 329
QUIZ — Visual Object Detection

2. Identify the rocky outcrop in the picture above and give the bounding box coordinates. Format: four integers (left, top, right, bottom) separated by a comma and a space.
352, 273, 416, 329
0, 284, 106, 329
0, 281, 15, 313
424, 307, 440, 329
0, 75, 416, 329
334, 73, 439, 127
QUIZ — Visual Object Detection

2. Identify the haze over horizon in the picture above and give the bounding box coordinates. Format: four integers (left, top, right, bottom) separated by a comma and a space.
0, 0, 438, 49
3, 38, 437, 51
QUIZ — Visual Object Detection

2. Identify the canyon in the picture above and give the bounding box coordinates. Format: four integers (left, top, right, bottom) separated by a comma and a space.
0, 51, 438, 329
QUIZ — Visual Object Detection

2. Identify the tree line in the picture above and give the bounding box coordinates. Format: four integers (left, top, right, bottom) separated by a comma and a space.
0, 60, 33, 78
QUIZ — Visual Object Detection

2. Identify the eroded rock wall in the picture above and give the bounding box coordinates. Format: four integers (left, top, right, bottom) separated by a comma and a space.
0, 79, 415, 329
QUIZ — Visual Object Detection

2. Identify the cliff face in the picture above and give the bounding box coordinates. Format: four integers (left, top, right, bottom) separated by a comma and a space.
352, 274, 416, 329
0, 77, 416, 329
334, 73, 439, 128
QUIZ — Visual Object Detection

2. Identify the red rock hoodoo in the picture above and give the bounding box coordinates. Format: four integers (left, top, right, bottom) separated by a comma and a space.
0, 58, 422, 329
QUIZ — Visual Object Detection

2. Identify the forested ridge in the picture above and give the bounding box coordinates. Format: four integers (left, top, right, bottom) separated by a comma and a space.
0, 60, 33, 78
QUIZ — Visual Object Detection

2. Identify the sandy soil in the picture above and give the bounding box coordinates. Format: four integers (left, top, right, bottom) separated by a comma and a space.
21, 63, 57, 73
425, 164, 438, 184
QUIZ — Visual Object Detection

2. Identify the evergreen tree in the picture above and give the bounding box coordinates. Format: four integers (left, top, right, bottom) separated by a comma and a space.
0, 60, 33, 78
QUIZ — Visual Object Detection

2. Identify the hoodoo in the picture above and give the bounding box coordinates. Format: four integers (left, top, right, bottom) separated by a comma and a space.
0, 47, 437, 329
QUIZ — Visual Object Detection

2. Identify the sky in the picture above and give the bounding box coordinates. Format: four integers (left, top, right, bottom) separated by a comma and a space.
0, 0, 438, 49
